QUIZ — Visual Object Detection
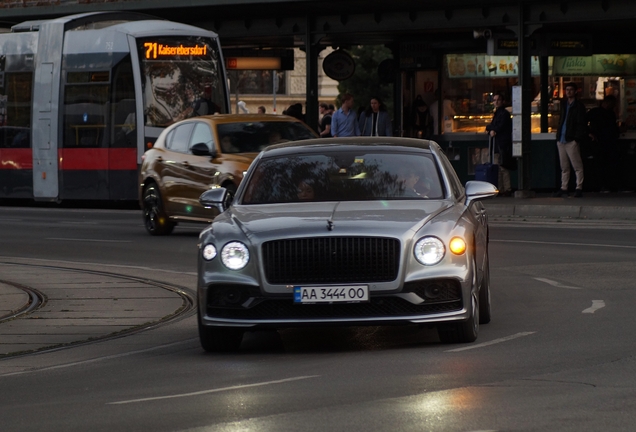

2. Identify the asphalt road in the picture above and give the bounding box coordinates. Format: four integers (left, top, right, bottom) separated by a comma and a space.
2, 207, 636, 431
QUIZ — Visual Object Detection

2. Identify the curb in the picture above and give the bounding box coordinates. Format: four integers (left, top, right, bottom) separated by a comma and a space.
484, 203, 636, 220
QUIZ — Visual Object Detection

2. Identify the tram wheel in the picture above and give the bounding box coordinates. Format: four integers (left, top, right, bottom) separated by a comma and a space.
143, 184, 175, 236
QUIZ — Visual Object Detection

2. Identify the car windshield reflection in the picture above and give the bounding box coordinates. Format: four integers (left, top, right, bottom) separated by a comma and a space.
242, 150, 445, 204
217, 121, 316, 153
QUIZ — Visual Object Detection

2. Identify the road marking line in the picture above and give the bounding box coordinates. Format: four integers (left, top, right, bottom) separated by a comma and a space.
445, 332, 536, 353
493, 239, 636, 250
583, 300, 605, 314
108, 375, 320, 405
0, 339, 199, 377
45, 237, 132, 243
534, 277, 582, 290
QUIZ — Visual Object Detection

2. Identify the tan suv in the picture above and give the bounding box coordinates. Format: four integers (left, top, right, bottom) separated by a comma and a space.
139, 114, 317, 235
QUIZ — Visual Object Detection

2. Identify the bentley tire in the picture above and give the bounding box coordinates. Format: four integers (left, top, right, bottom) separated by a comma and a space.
478, 251, 492, 324
198, 311, 244, 352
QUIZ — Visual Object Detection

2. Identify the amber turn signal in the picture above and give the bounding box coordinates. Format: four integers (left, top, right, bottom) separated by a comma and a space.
449, 237, 466, 255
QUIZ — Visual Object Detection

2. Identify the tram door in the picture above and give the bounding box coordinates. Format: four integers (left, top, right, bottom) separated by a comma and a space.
109, 58, 138, 200
60, 57, 137, 200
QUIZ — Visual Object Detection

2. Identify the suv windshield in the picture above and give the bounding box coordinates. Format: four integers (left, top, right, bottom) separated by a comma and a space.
242, 150, 445, 204
216, 121, 316, 153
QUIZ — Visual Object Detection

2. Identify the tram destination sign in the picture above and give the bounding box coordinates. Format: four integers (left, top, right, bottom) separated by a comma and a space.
143, 42, 208, 59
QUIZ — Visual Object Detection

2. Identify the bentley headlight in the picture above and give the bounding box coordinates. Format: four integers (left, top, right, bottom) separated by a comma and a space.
414, 237, 445, 265
202, 244, 217, 261
221, 241, 250, 270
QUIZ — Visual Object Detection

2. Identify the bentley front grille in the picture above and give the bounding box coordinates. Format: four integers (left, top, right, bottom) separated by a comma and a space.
262, 237, 400, 284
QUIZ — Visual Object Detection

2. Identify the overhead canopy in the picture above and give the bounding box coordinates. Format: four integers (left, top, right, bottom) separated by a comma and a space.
2, 0, 636, 53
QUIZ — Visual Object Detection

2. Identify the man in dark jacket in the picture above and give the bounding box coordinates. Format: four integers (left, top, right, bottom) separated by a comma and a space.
554, 82, 587, 197
485, 92, 513, 195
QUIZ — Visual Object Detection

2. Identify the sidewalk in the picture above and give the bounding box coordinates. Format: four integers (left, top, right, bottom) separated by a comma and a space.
483, 191, 636, 220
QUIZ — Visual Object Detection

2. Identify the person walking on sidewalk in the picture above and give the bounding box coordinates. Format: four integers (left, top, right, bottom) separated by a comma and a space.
485, 92, 514, 196
554, 82, 587, 197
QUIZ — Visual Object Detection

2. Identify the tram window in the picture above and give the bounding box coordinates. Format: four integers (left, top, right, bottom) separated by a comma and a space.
189, 123, 214, 152
111, 57, 136, 148
63, 83, 109, 148
0, 72, 32, 149
168, 123, 194, 153
68, 71, 110, 84
137, 36, 227, 128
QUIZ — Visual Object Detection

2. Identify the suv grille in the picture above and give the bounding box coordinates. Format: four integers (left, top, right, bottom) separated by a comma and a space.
262, 237, 400, 284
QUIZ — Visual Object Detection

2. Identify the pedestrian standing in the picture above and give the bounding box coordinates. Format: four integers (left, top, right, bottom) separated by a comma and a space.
318, 102, 332, 137
331, 93, 360, 137
554, 82, 587, 197
359, 97, 393, 136
485, 92, 514, 196
412, 97, 434, 139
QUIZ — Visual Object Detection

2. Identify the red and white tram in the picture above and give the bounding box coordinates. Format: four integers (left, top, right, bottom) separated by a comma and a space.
0, 11, 229, 201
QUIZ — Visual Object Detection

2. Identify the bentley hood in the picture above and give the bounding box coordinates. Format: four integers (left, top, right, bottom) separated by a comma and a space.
223, 200, 456, 241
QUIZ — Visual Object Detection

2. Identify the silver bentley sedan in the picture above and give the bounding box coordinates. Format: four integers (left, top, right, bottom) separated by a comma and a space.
196, 137, 498, 352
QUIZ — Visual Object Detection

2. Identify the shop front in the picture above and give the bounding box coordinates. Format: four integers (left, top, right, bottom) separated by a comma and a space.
404, 49, 636, 192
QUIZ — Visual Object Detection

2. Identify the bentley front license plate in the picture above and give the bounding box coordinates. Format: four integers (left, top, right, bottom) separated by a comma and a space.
294, 285, 369, 304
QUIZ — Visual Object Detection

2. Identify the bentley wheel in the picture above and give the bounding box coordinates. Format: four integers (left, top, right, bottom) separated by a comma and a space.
438, 259, 479, 344
479, 250, 492, 324
438, 291, 479, 344
198, 315, 244, 353
142, 184, 175, 236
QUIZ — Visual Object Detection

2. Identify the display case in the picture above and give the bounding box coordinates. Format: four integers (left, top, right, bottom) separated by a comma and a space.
449, 113, 555, 133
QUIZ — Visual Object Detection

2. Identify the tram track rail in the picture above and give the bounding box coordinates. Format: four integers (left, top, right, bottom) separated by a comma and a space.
0, 281, 44, 323
0, 261, 197, 359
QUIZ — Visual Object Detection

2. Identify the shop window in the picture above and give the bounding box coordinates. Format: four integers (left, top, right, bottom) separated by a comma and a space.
227, 70, 286, 95
440, 54, 549, 134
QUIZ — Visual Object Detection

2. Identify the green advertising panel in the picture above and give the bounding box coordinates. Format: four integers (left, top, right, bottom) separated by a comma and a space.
554, 54, 636, 76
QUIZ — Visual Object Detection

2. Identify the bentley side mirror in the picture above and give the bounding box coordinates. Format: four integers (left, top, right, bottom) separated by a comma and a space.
200, 187, 230, 213
464, 180, 498, 206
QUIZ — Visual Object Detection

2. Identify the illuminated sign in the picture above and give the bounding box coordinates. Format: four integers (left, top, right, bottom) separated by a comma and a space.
225, 57, 282, 70
144, 42, 208, 59
550, 40, 589, 50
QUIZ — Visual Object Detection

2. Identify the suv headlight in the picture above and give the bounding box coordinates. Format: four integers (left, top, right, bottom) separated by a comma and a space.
414, 236, 445, 265
221, 241, 250, 270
